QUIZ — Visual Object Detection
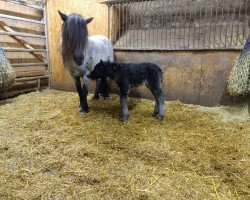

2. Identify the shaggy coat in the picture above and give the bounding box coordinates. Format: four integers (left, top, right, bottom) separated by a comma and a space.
90, 61, 165, 121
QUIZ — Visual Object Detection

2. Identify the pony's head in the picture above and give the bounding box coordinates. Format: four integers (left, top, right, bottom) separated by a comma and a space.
59, 10, 94, 66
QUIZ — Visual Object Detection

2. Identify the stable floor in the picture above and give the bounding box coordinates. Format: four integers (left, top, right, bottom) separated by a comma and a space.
0, 90, 249, 199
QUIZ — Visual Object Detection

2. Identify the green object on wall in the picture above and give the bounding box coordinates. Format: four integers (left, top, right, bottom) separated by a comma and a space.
227, 36, 250, 96
0, 47, 16, 92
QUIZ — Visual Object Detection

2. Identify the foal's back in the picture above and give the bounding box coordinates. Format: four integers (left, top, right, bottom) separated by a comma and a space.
117, 62, 163, 87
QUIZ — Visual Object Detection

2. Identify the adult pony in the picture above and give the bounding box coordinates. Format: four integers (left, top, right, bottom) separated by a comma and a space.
59, 11, 114, 113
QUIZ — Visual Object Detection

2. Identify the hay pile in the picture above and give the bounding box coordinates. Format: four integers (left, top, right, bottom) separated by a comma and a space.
0, 48, 16, 92
227, 37, 250, 96
0, 90, 249, 199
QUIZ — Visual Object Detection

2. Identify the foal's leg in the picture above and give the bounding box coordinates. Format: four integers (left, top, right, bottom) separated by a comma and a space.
92, 79, 100, 100
147, 81, 164, 120
74, 77, 88, 113
100, 77, 109, 99
118, 84, 130, 121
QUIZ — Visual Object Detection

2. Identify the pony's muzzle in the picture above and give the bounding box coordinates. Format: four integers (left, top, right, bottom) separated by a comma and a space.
74, 55, 84, 66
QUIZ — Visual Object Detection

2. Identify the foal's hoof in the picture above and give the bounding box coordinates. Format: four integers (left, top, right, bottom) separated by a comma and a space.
155, 114, 164, 121
92, 95, 99, 101
120, 114, 130, 122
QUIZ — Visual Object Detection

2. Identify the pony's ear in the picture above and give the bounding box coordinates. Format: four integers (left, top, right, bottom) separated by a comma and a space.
58, 10, 68, 22
86, 17, 94, 24
100, 59, 103, 64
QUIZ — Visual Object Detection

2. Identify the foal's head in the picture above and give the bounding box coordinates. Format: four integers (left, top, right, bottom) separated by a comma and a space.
59, 10, 94, 66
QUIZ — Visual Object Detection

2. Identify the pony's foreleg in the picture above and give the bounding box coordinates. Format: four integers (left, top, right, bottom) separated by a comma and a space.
92, 79, 100, 100
74, 77, 88, 113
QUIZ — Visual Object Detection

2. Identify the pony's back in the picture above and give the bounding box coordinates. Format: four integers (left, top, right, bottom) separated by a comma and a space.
85, 35, 114, 71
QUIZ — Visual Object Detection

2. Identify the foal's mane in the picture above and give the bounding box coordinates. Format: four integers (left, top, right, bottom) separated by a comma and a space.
61, 14, 88, 61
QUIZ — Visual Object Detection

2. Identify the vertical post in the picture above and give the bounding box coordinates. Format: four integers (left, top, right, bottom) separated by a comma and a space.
213, 0, 219, 48
188, 0, 192, 49
193, 0, 197, 49
230, 0, 237, 47
161, 0, 164, 49
219, 0, 224, 48
242, 0, 248, 44
108, 5, 111, 41
169, 0, 173, 49
203, 0, 208, 48
235, 0, 242, 46
118, 4, 121, 47
44, 3, 51, 89
224, 1, 231, 48
37, 78, 41, 91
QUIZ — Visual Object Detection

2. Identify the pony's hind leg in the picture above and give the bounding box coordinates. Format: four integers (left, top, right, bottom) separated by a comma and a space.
92, 79, 100, 100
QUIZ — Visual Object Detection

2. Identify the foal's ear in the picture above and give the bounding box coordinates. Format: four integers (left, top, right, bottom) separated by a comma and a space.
58, 10, 68, 22
100, 59, 103, 64
86, 17, 94, 24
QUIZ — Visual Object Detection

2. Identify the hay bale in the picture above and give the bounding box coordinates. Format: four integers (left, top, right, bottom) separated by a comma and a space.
227, 36, 250, 96
0, 48, 16, 92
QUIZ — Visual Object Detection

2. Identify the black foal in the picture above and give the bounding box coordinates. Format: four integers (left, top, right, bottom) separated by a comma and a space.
90, 60, 165, 121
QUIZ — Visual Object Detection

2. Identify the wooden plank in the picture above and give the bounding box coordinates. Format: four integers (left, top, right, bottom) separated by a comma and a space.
0, 30, 46, 38
3, 48, 46, 52
0, 17, 45, 35
0, 35, 46, 48
15, 75, 49, 82
15, 69, 47, 78
6, 0, 43, 10
0, 0, 43, 20
0, 14, 45, 24
11, 62, 48, 67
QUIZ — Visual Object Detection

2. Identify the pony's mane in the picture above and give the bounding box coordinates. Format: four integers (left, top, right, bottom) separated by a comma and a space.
61, 14, 88, 61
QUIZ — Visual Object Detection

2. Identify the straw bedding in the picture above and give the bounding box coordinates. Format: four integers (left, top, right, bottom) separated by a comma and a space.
0, 90, 249, 199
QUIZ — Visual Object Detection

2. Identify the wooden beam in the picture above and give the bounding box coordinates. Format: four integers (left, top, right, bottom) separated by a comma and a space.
3, 48, 47, 52
0, 19, 45, 62
0, 14, 45, 25
98, 0, 145, 4
11, 62, 48, 67
15, 75, 49, 82
0, 31, 46, 38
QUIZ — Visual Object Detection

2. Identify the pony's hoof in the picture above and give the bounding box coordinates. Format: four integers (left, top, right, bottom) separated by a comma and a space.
152, 112, 158, 117
79, 107, 89, 114
155, 114, 164, 121
120, 114, 130, 122
92, 95, 99, 101
103, 96, 110, 100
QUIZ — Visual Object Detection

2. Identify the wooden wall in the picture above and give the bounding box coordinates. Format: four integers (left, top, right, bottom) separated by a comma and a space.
0, 0, 48, 99
112, 50, 243, 106
46, 0, 245, 106
46, 0, 108, 91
